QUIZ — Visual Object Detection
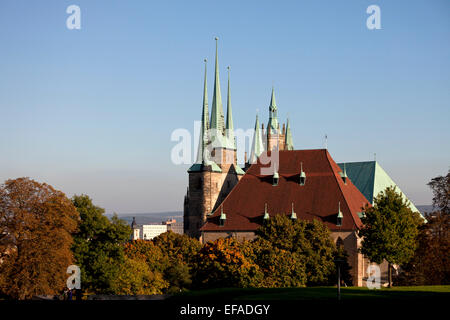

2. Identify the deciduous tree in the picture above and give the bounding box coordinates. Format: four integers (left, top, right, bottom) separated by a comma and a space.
0, 178, 78, 299
359, 186, 423, 287
193, 238, 262, 289
71, 195, 131, 294
256, 214, 336, 285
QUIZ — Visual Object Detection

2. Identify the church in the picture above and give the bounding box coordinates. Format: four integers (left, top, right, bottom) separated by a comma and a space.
183, 39, 420, 286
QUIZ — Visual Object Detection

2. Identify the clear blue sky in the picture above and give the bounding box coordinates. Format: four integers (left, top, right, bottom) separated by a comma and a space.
0, 0, 449, 213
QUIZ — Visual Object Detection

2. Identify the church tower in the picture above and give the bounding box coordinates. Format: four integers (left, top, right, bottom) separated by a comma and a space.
266, 88, 287, 152
184, 39, 244, 239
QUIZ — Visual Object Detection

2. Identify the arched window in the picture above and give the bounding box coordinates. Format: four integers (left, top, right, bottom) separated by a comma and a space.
336, 237, 344, 248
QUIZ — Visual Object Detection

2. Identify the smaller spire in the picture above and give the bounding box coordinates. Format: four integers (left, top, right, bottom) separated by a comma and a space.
249, 114, 265, 164
269, 86, 277, 111
290, 203, 297, 220
267, 87, 279, 135
285, 118, 294, 150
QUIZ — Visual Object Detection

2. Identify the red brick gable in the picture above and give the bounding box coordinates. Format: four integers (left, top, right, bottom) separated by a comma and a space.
201, 149, 370, 232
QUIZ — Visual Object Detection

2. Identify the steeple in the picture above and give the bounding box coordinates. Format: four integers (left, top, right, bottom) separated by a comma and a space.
267, 87, 279, 135
249, 114, 265, 163
196, 58, 210, 164
210, 37, 225, 138
225, 66, 236, 149
285, 118, 294, 150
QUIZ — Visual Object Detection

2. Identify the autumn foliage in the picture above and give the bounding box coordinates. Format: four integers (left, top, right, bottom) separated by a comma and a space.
194, 237, 262, 289
0, 178, 79, 299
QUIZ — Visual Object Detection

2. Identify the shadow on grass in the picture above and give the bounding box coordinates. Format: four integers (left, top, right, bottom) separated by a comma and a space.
169, 286, 450, 301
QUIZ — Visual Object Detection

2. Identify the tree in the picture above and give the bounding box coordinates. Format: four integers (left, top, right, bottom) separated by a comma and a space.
193, 238, 262, 289
152, 231, 201, 292
71, 195, 131, 294
256, 214, 336, 285
110, 256, 169, 295
124, 240, 168, 273
247, 238, 307, 288
395, 171, 449, 285
359, 186, 423, 287
0, 178, 78, 299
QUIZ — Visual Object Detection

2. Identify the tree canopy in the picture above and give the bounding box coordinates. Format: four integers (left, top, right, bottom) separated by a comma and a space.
0, 178, 79, 299
71, 194, 131, 294
395, 170, 449, 285
359, 186, 423, 286
256, 214, 337, 285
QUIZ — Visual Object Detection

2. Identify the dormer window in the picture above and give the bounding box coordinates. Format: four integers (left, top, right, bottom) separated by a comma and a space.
340, 163, 348, 185
290, 203, 297, 220
299, 162, 306, 186
219, 206, 226, 226
263, 203, 270, 221
273, 171, 279, 186
337, 202, 343, 226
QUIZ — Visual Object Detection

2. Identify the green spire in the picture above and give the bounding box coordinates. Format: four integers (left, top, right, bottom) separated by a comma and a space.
249, 114, 265, 163
285, 118, 294, 150
196, 59, 210, 164
267, 87, 279, 135
210, 37, 225, 136
225, 66, 236, 149
269, 86, 277, 111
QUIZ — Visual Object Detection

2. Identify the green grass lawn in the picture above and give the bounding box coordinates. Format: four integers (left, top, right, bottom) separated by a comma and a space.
170, 285, 450, 301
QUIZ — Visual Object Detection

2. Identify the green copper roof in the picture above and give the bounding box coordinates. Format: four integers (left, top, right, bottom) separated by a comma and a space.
249, 114, 265, 163
196, 59, 210, 164
225, 66, 236, 150
234, 164, 245, 175
267, 87, 279, 134
285, 118, 294, 150
188, 162, 222, 173
337, 161, 422, 216
210, 38, 225, 135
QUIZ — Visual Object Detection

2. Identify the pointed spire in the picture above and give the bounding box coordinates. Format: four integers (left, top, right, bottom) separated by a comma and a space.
225, 66, 236, 149
285, 118, 294, 150
196, 58, 210, 164
249, 114, 265, 164
210, 37, 225, 137
269, 86, 277, 111
267, 87, 279, 135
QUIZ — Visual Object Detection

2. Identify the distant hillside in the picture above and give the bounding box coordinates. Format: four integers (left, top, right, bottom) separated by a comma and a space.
106, 211, 183, 225
416, 205, 435, 215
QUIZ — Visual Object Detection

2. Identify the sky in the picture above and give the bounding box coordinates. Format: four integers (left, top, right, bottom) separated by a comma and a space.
0, 0, 449, 214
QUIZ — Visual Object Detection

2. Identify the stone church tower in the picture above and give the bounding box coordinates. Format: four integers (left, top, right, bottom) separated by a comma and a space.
184, 39, 295, 239
184, 39, 245, 239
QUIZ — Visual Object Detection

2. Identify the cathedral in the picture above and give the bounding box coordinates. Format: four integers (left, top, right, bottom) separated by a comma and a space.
183, 38, 293, 240
183, 40, 420, 286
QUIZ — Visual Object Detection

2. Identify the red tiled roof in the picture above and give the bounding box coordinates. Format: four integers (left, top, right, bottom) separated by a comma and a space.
201, 149, 370, 232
